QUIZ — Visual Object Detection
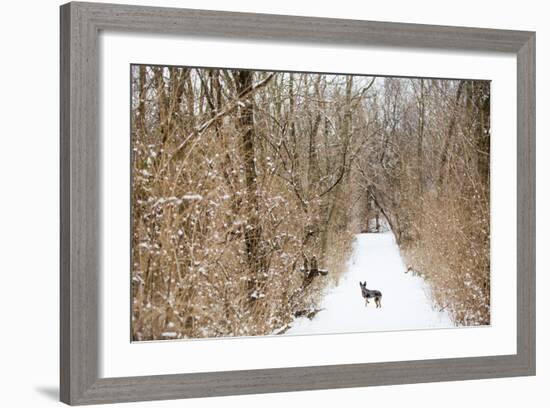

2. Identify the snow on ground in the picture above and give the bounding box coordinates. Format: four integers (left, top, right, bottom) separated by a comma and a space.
284, 232, 454, 336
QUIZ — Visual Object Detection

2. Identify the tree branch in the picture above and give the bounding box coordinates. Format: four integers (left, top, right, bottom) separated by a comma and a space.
169, 72, 276, 163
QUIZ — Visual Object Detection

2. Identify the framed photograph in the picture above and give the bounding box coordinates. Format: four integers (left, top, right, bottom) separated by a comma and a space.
60, 1, 535, 405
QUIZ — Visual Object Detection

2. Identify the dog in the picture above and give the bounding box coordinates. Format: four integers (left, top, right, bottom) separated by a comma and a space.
359, 281, 382, 308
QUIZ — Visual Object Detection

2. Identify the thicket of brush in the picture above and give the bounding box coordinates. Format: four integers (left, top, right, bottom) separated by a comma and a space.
131, 67, 490, 341
131, 67, 365, 340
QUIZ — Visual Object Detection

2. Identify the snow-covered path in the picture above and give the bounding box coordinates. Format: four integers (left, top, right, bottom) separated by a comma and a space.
285, 232, 454, 335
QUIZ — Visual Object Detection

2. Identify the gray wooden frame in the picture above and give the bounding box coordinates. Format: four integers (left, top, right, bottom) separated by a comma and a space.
60, 1, 536, 405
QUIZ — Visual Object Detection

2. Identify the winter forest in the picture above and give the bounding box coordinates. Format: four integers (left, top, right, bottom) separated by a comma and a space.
130, 65, 490, 341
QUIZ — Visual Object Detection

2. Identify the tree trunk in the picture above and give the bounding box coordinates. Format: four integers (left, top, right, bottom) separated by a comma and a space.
416, 79, 425, 197
235, 71, 263, 288
438, 80, 465, 188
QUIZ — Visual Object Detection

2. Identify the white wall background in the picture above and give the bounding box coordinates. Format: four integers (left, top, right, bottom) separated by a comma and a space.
0, 0, 545, 407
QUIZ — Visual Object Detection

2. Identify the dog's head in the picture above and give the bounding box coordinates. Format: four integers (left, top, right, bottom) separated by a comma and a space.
359, 281, 366, 289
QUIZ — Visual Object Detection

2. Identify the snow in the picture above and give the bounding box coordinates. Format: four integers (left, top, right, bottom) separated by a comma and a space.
284, 232, 454, 336
250, 290, 266, 300
181, 194, 203, 201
